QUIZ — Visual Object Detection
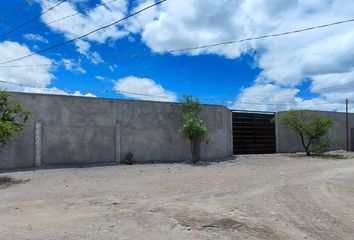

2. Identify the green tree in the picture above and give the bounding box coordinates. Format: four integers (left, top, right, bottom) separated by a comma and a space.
275, 110, 334, 156
0, 91, 31, 147
179, 95, 208, 164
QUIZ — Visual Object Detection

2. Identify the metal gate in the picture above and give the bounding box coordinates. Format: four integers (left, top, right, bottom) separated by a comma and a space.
232, 110, 276, 154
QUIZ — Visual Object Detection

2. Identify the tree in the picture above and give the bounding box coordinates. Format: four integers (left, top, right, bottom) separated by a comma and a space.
275, 110, 334, 156
0, 91, 31, 147
179, 95, 208, 164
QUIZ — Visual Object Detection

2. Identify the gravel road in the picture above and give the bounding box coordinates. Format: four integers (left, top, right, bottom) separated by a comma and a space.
1, 153, 354, 239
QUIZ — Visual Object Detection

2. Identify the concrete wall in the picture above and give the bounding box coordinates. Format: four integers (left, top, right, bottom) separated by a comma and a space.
276, 110, 354, 153
0, 92, 232, 171
352, 128, 354, 151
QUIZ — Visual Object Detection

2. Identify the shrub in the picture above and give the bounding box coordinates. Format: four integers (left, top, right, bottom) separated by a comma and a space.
124, 152, 134, 165
275, 110, 334, 156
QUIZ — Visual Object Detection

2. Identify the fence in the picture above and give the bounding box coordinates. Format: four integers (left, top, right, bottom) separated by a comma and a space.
0, 92, 233, 171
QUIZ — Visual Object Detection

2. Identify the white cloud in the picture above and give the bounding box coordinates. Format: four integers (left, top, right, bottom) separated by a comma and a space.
95, 75, 105, 80
125, 0, 159, 33
74, 40, 103, 64
234, 83, 300, 111
130, 0, 354, 111
38, 0, 129, 52
128, 0, 259, 58
20, 0, 354, 108
76, 40, 91, 55
233, 83, 345, 111
72, 91, 96, 97
14, 86, 96, 97
95, 75, 113, 83
23, 33, 48, 43
0, 41, 95, 97
113, 76, 177, 102
62, 58, 86, 74
90, 51, 103, 65
0, 41, 53, 88
310, 72, 354, 104
109, 64, 118, 72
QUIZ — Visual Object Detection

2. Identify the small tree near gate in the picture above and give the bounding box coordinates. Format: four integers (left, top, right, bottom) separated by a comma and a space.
179, 95, 208, 164
275, 110, 334, 156
0, 91, 31, 147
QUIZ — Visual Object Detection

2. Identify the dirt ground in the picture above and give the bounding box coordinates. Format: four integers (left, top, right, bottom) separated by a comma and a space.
1, 153, 354, 240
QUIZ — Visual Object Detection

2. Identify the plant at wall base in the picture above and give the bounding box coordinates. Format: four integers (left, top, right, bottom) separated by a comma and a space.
124, 152, 134, 165
179, 95, 208, 164
0, 91, 31, 148
274, 110, 334, 156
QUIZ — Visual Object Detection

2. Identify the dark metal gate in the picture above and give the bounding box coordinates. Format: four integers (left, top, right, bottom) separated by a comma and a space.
232, 110, 276, 155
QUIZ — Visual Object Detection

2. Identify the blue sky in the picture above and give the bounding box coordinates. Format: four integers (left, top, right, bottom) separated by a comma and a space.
0, 0, 353, 111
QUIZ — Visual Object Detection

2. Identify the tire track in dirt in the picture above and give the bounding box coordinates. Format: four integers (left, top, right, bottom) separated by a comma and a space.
274, 167, 354, 240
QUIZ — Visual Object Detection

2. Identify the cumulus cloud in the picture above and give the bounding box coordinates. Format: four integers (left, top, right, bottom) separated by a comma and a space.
72, 91, 96, 97
0, 41, 53, 88
234, 84, 300, 111
130, 0, 354, 111
62, 58, 86, 74
128, 0, 276, 58
74, 40, 103, 64
14, 86, 96, 97
23, 0, 354, 109
75, 40, 91, 55
23, 33, 48, 43
113, 76, 177, 102
233, 83, 348, 112
37, 0, 129, 54
0, 41, 95, 97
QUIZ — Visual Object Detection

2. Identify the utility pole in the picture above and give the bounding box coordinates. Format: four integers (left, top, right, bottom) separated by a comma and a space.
346, 99, 349, 151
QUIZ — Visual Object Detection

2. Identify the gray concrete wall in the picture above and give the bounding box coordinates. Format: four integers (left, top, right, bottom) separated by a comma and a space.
0, 92, 232, 170
276, 110, 354, 153
351, 128, 354, 151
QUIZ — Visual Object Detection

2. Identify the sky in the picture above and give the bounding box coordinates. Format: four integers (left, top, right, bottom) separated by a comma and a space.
0, 0, 353, 112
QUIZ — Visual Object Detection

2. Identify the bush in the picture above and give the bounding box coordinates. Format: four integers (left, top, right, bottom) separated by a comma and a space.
275, 110, 334, 156
124, 152, 134, 165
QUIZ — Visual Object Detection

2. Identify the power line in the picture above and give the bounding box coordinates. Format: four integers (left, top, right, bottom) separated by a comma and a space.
0, 69, 351, 104
162, 18, 354, 54
0, 79, 176, 99
0, 78, 349, 106
5, 0, 122, 39
0, 62, 353, 100
0, 0, 31, 23
234, 80, 354, 103
0, 0, 67, 39
236, 100, 341, 106
1, 17, 354, 68
0, 58, 95, 68
0, 54, 134, 68
310, 81, 354, 92
0, 0, 169, 66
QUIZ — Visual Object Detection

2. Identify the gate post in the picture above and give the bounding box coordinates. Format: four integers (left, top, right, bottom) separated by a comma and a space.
34, 121, 42, 167
351, 128, 354, 152
115, 121, 122, 163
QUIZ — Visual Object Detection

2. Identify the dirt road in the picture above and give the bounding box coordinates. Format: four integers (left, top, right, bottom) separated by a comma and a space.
1, 154, 354, 239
